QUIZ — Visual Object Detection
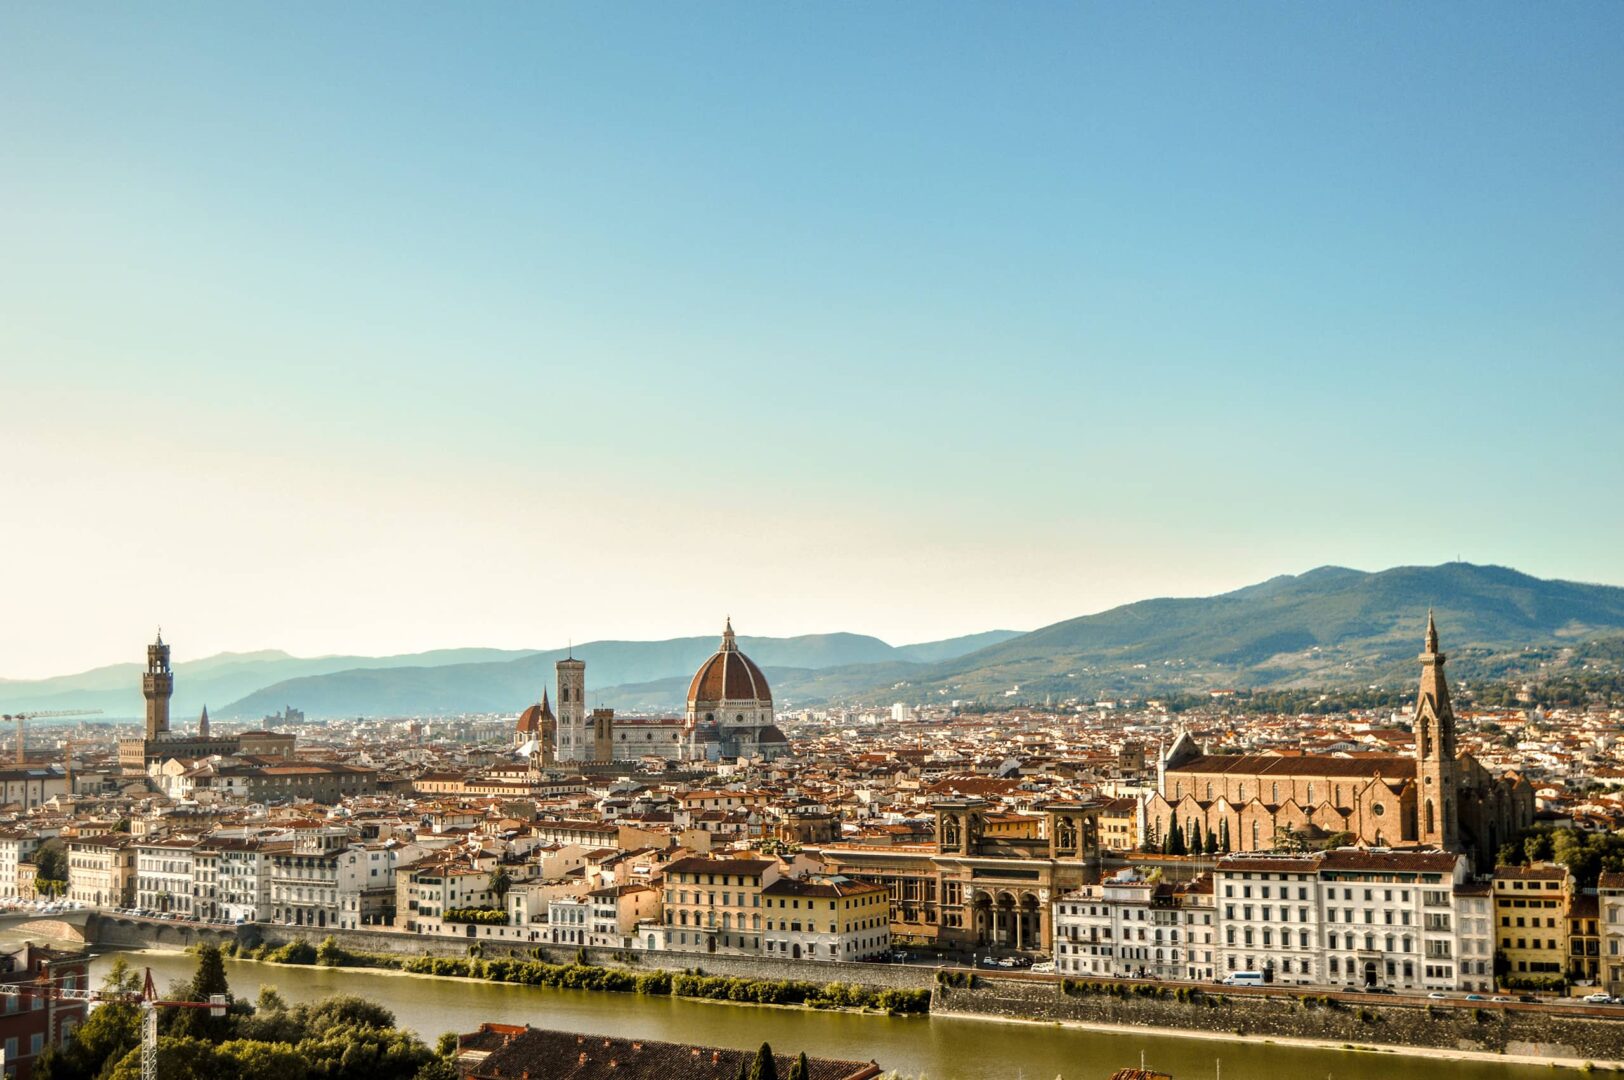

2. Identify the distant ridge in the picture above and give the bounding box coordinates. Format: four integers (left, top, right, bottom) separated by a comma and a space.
0, 630, 1021, 720
8, 563, 1622, 718
781, 562, 1624, 704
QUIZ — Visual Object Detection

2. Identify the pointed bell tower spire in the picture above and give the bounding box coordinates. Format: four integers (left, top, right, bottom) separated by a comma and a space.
1414, 609, 1459, 852
721, 617, 737, 652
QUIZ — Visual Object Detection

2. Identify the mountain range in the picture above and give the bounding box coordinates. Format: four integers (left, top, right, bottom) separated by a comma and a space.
0, 630, 1021, 721
5, 563, 1623, 721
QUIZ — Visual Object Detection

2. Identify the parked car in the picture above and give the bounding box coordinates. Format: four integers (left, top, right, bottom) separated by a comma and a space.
1583, 992, 1615, 1005
1427, 992, 1449, 1000
1030, 961, 1056, 974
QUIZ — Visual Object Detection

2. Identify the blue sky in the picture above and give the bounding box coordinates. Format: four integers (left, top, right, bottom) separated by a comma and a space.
3, 4, 1621, 676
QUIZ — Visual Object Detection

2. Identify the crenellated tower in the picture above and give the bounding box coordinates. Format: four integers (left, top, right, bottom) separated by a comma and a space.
143, 631, 173, 739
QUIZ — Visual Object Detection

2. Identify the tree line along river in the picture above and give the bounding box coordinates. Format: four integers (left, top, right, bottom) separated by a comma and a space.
92, 951, 1580, 1080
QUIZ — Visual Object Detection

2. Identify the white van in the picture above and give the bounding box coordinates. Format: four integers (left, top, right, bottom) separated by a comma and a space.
1221, 971, 1266, 986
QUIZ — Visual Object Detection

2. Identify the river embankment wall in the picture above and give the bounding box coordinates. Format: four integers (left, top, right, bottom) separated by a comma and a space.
931, 976, 1624, 1066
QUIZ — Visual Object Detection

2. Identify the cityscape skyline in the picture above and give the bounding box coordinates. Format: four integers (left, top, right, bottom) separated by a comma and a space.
5, 4, 1621, 678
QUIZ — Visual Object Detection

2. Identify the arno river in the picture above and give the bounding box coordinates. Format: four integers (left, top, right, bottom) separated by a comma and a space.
93, 952, 1578, 1080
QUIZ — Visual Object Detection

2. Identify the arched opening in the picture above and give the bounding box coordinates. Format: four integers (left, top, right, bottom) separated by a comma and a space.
1363, 961, 1378, 988
1425, 799, 1435, 835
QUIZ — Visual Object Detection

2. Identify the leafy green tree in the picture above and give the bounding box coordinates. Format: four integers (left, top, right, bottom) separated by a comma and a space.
786, 1052, 810, 1080
42, 959, 143, 1080
1524, 831, 1553, 864
748, 1042, 778, 1080
1188, 819, 1204, 856
35, 838, 68, 894
490, 865, 512, 905
105, 1037, 219, 1080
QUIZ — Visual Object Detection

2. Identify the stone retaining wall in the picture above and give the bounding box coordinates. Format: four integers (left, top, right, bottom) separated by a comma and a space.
933, 976, 1624, 1065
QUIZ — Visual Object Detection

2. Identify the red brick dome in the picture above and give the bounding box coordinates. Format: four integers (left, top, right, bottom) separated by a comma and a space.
686, 619, 772, 707
515, 690, 555, 735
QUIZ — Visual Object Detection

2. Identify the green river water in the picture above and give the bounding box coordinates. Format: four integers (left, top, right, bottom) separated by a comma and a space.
90, 952, 1591, 1080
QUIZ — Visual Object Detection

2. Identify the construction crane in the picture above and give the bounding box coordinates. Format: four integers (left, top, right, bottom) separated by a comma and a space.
0, 709, 102, 766
0, 966, 225, 1080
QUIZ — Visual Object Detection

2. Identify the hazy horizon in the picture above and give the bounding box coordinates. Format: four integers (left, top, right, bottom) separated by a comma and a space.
4, 5, 1621, 678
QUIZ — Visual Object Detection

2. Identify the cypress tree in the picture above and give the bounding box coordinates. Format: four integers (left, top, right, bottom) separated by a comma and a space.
748, 1042, 778, 1080
1189, 818, 1204, 855
173, 943, 231, 1042
1168, 819, 1186, 856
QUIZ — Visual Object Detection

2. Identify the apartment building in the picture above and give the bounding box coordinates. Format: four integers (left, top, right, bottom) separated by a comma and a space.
1454, 880, 1495, 991
1215, 854, 1323, 986
1054, 871, 1192, 980
547, 895, 589, 945
0, 833, 43, 899
336, 843, 399, 929
65, 835, 134, 909
1494, 863, 1570, 982
660, 856, 778, 955
1315, 849, 1466, 993
760, 876, 890, 962
134, 837, 196, 915
1600, 872, 1624, 997
396, 858, 494, 931
268, 826, 350, 928
214, 836, 285, 923
1056, 849, 1475, 991
587, 884, 662, 948
189, 844, 221, 921
1568, 892, 1601, 983
1175, 875, 1217, 982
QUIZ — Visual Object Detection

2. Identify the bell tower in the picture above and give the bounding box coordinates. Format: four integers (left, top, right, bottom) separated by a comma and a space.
1414, 611, 1460, 851
556, 654, 586, 763
143, 631, 173, 739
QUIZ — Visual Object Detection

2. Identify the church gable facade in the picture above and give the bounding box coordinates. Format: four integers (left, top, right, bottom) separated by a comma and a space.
1147, 614, 1533, 868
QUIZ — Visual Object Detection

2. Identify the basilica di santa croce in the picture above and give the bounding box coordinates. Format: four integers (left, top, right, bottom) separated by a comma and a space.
1144, 613, 1534, 869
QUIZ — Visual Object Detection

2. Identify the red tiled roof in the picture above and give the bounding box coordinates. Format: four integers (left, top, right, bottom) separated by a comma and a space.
465, 1027, 880, 1080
